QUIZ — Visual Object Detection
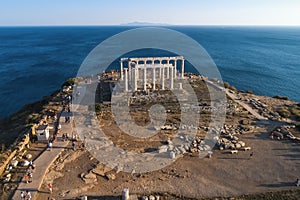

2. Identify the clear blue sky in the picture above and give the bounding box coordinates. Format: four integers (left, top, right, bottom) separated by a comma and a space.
0, 0, 299, 26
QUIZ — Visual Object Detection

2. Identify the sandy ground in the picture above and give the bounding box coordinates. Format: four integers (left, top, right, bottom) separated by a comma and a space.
35, 80, 300, 199
36, 120, 300, 199
2, 77, 298, 199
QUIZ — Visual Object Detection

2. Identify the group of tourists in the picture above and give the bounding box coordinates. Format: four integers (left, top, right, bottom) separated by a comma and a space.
65, 115, 71, 123
62, 95, 72, 111
24, 160, 35, 184
22, 162, 35, 199
20, 190, 31, 200
18, 93, 71, 200
48, 127, 59, 151
62, 132, 69, 141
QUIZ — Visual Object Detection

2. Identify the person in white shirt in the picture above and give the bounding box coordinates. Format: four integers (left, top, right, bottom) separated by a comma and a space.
26, 190, 31, 200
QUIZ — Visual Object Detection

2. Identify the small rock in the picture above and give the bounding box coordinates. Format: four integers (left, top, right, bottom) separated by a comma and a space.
83, 177, 97, 184
170, 151, 176, 159
149, 195, 155, 200
158, 145, 168, 153
105, 172, 116, 180
92, 163, 111, 176
240, 119, 250, 125
84, 173, 96, 179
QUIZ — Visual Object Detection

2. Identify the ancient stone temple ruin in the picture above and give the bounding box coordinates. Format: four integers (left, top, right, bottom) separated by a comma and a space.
119, 56, 185, 91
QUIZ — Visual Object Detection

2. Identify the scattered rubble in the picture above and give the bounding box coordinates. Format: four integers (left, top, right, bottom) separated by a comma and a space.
91, 163, 112, 177
82, 172, 97, 184
141, 195, 160, 200
242, 96, 283, 121
271, 125, 300, 141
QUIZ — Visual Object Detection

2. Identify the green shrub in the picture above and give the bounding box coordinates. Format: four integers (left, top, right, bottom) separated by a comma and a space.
290, 106, 300, 120
229, 85, 237, 92
272, 95, 290, 101
210, 78, 218, 83
95, 104, 102, 113
277, 107, 291, 118
88, 104, 102, 113
224, 82, 230, 88
26, 113, 40, 124
246, 89, 254, 94
290, 107, 300, 115
62, 78, 76, 87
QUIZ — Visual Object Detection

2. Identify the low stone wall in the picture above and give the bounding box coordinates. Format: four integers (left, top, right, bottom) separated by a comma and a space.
0, 133, 30, 176
0, 116, 48, 176
0, 89, 62, 177
0, 149, 17, 176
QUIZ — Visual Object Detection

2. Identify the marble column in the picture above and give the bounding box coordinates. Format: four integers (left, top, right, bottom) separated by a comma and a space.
161, 67, 165, 90
174, 60, 177, 79
159, 67, 162, 80
120, 61, 123, 80
135, 63, 139, 82
167, 60, 170, 79
152, 67, 156, 90
181, 59, 185, 78
170, 66, 174, 90
134, 67, 138, 91
128, 60, 131, 83
144, 67, 147, 91
125, 69, 128, 92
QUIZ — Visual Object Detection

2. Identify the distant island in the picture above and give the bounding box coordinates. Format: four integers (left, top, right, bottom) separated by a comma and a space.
120, 21, 171, 26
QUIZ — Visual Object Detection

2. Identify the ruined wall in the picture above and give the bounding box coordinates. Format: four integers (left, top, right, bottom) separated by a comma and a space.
0, 133, 30, 176
0, 116, 48, 176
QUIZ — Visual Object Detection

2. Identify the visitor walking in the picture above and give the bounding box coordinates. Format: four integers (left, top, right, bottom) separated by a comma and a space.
48, 183, 53, 194
30, 162, 36, 170
25, 174, 29, 184
20, 191, 25, 200
250, 152, 254, 158
29, 160, 33, 167
82, 136, 86, 148
48, 140, 53, 151
295, 178, 300, 186
28, 172, 33, 183
26, 190, 31, 200
53, 112, 57, 121
72, 141, 75, 150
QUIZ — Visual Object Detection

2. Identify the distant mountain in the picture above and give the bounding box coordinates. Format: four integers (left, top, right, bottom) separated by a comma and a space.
120, 21, 170, 26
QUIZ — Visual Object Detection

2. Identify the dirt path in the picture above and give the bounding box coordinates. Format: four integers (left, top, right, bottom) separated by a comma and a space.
225, 89, 268, 121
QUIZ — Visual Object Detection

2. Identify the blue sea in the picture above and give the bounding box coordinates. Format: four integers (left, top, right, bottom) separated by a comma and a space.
0, 26, 299, 118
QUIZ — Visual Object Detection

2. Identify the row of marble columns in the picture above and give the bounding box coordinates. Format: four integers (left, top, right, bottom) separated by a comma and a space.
120, 57, 185, 92
120, 57, 184, 81
124, 64, 176, 92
